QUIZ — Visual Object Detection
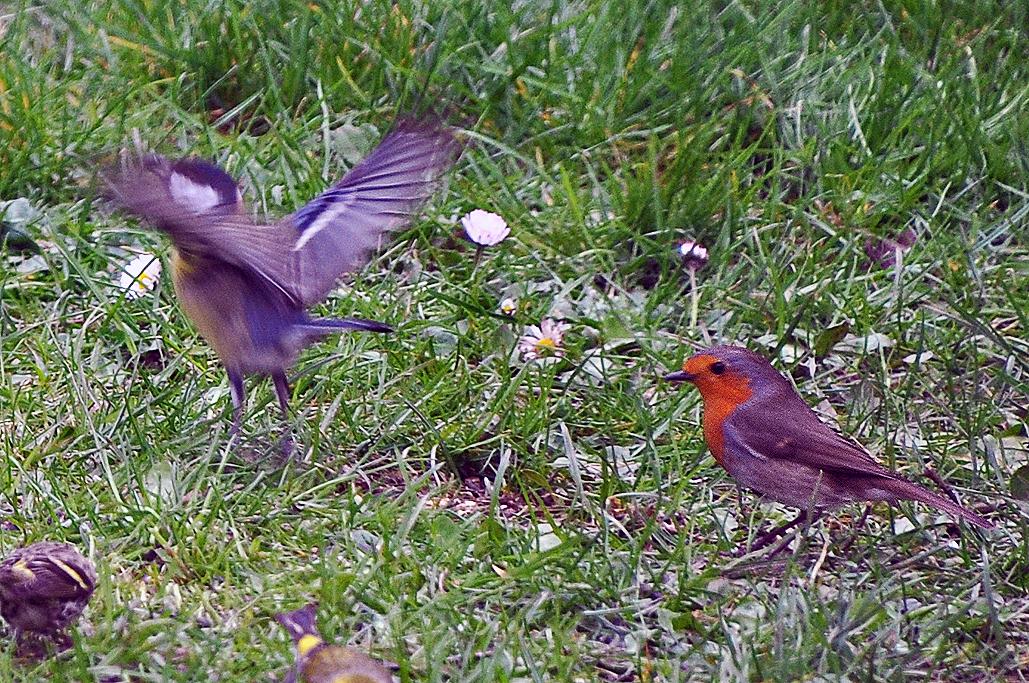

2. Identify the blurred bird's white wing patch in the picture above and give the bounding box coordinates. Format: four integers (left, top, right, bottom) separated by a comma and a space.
168, 158, 243, 212
102, 155, 241, 227
169, 171, 221, 212
287, 119, 460, 305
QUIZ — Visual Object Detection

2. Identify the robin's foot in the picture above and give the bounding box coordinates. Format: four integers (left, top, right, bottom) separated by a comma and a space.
744, 509, 822, 555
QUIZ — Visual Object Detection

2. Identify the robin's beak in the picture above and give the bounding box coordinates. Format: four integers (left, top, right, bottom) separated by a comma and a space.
663, 370, 696, 383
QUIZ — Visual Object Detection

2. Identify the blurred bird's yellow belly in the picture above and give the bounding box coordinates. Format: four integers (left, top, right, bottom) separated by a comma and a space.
170, 248, 293, 373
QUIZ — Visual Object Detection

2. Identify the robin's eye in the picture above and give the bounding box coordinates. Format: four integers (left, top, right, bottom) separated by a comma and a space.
710, 361, 726, 375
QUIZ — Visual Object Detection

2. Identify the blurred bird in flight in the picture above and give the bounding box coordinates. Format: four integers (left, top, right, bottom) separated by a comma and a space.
103, 119, 459, 444
664, 345, 992, 550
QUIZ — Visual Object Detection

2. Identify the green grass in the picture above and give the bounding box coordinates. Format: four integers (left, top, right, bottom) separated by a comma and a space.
2, 0, 1027, 680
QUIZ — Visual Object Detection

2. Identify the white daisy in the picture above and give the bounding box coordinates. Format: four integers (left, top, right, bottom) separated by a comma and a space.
518, 319, 569, 360
499, 297, 518, 316
461, 209, 510, 247
118, 252, 162, 299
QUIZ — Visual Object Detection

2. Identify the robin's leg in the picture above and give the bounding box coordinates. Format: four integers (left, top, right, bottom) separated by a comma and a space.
14, 630, 54, 660
750, 508, 819, 553
227, 369, 246, 441
272, 371, 294, 457
762, 509, 825, 558
834, 505, 872, 556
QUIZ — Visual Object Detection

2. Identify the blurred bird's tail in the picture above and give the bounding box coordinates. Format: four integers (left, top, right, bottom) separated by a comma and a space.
275, 603, 321, 642
299, 317, 394, 335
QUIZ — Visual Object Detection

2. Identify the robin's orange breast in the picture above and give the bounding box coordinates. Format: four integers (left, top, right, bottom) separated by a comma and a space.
701, 396, 739, 466
694, 378, 753, 467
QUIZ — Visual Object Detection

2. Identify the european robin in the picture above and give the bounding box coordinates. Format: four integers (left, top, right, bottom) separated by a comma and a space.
664, 345, 993, 533
0, 541, 96, 648
275, 603, 392, 683
102, 119, 459, 439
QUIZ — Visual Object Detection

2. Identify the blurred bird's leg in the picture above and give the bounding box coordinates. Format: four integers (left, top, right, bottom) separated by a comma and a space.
273, 371, 294, 457
228, 369, 246, 442
14, 633, 49, 661
273, 372, 291, 417
53, 631, 74, 652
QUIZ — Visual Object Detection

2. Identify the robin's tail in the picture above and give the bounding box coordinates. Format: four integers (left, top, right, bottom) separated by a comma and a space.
885, 478, 993, 529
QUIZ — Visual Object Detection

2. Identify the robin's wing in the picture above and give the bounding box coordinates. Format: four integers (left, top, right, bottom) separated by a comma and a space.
723, 394, 898, 480
101, 156, 299, 305
283, 119, 460, 306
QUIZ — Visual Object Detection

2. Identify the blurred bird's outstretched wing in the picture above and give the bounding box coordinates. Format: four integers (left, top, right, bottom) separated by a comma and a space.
103, 118, 459, 307
101, 154, 298, 304
285, 119, 460, 305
